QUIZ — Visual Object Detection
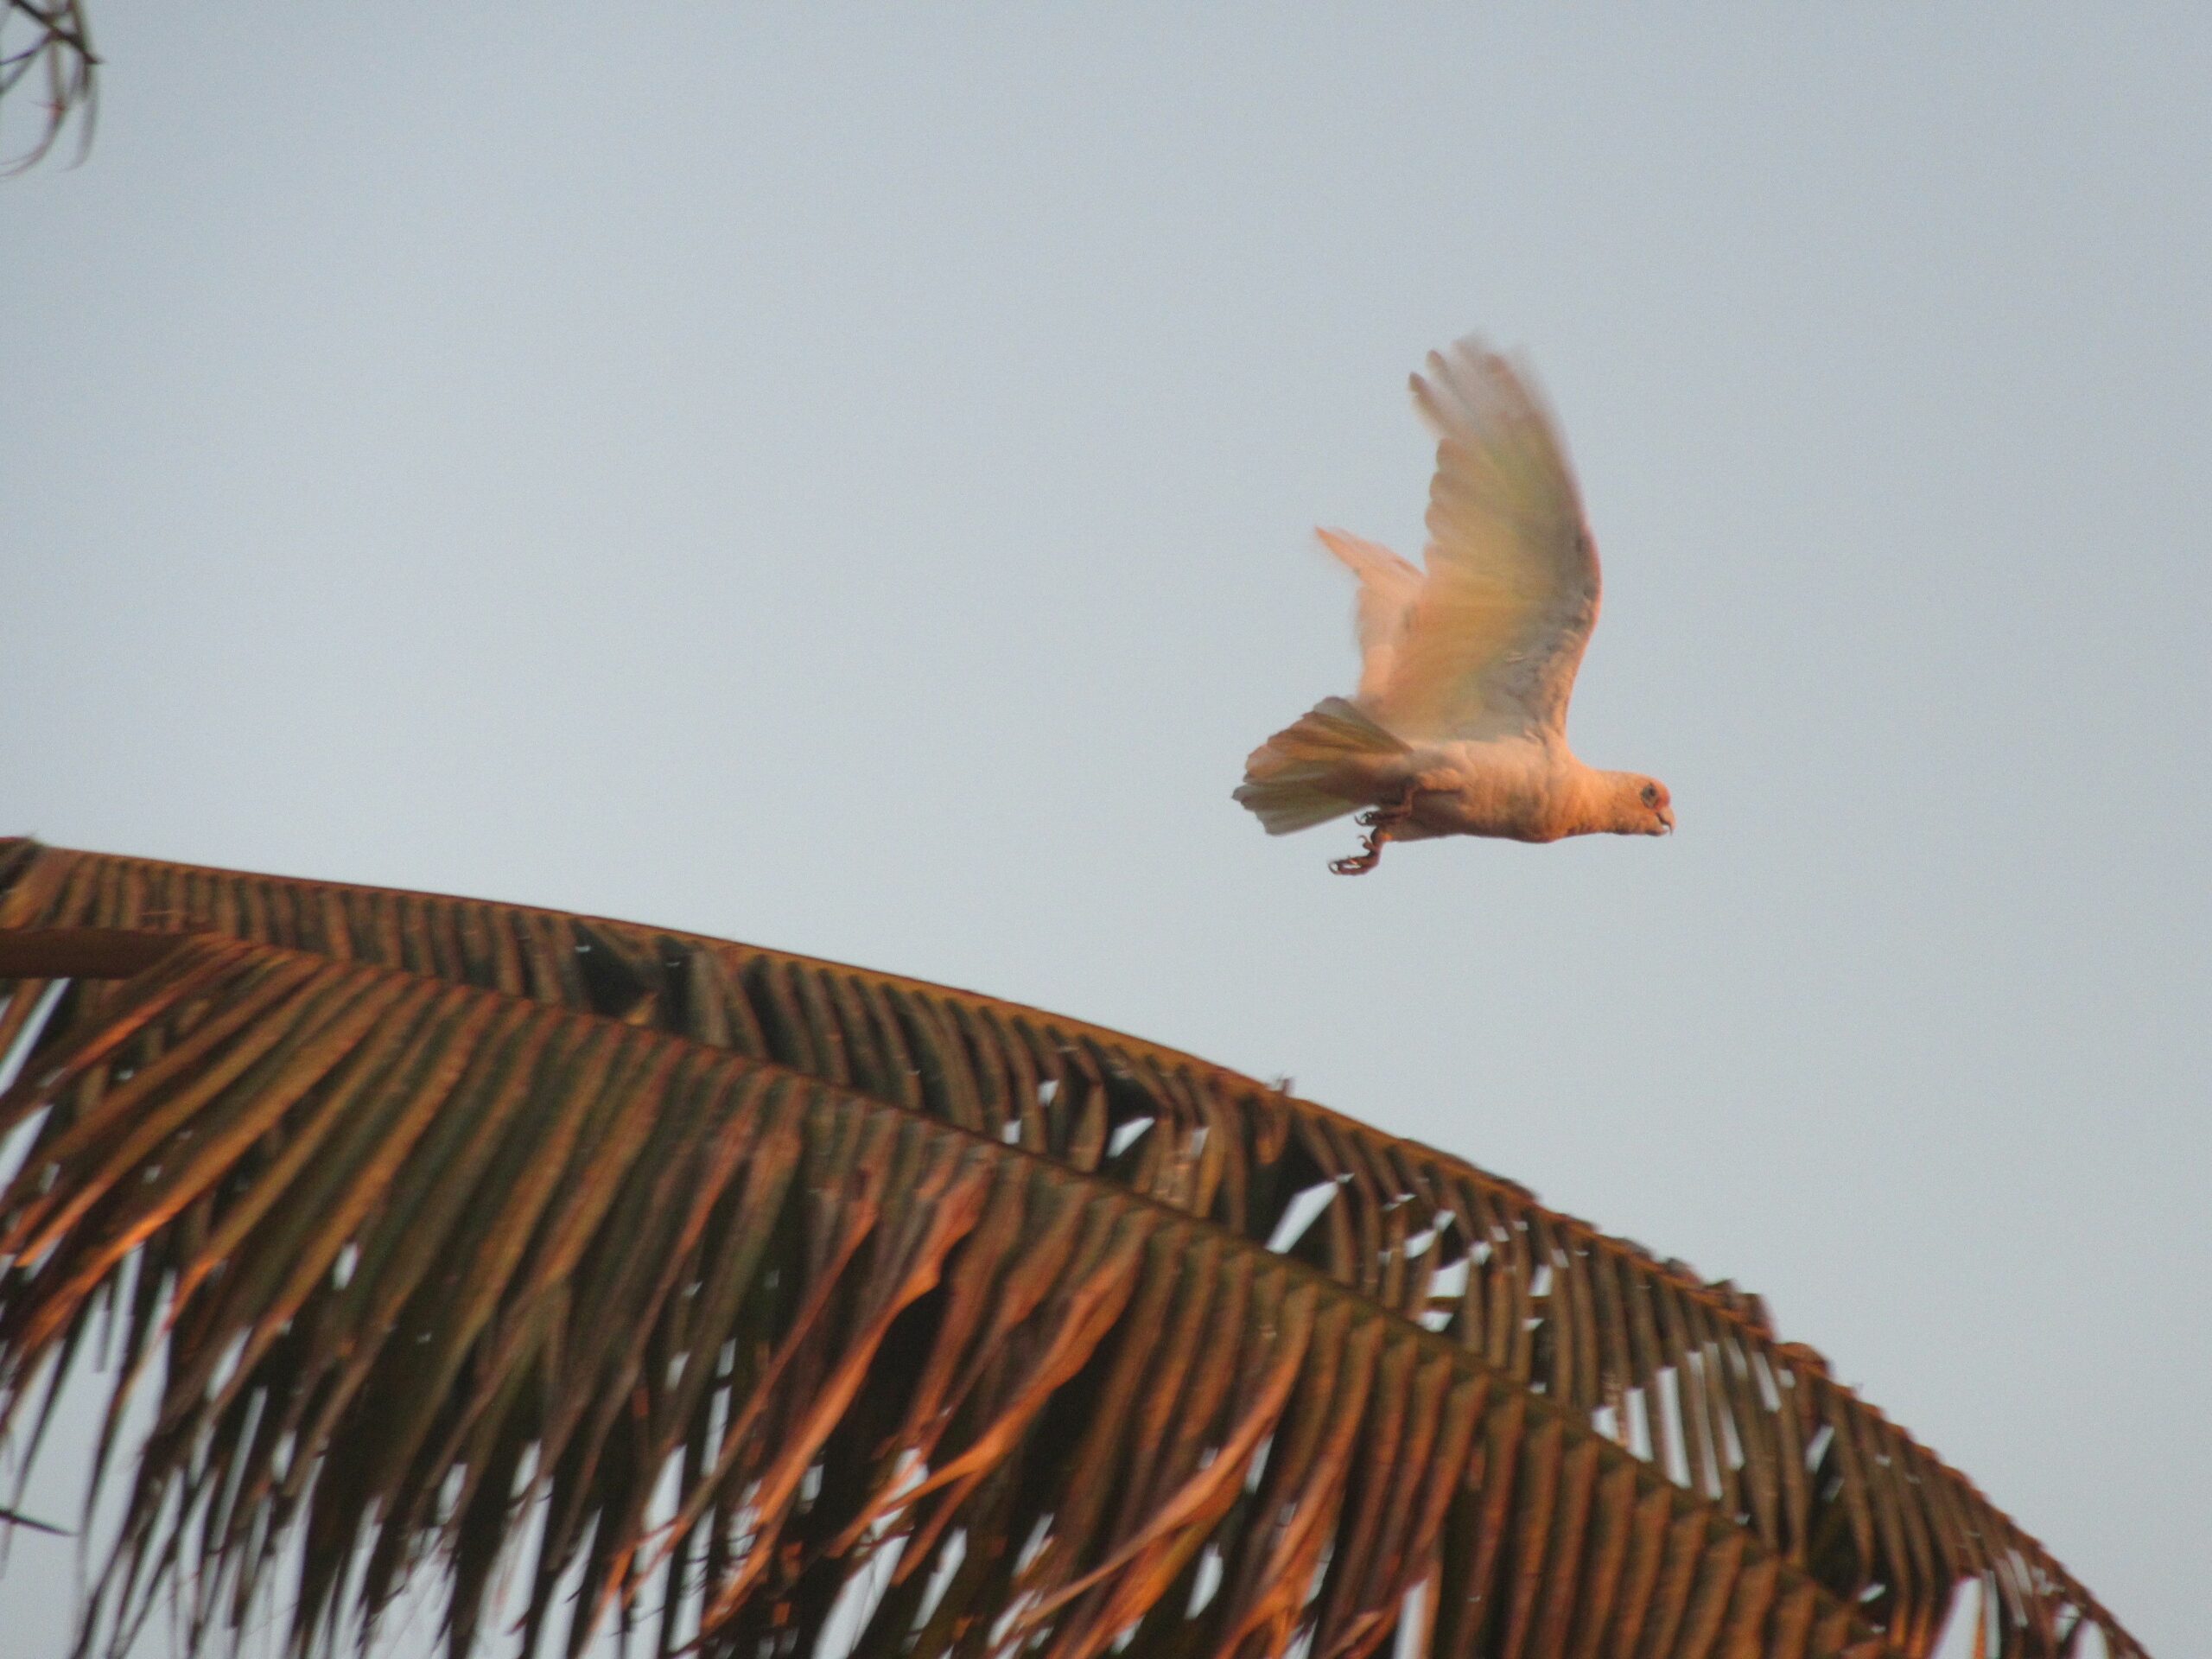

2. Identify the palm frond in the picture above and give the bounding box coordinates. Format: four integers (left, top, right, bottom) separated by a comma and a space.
0, 0, 97, 175
0, 840, 2141, 1659
0, 927, 1906, 1659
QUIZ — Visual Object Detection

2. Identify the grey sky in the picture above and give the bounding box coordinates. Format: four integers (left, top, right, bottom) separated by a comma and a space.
3, 6, 2206, 1654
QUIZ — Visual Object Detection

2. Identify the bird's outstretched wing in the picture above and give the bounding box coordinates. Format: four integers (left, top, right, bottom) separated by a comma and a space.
1316, 527, 1421, 703
1362, 340, 1600, 742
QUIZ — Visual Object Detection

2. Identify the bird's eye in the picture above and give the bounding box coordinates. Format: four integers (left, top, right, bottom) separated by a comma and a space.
1640, 785, 1659, 806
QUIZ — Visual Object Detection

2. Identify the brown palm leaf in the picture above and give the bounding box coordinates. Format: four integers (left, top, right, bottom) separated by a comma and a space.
0, 841, 2143, 1659
0, 926, 1906, 1659
0, 0, 97, 174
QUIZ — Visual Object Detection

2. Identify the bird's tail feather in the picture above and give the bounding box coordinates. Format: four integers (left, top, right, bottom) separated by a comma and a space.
1235, 697, 1408, 836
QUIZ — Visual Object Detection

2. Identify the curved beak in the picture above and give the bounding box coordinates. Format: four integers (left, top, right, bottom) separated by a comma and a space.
1656, 806, 1675, 836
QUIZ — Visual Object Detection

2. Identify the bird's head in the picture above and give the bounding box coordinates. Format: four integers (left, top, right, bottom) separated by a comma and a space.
1606, 774, 1674, 836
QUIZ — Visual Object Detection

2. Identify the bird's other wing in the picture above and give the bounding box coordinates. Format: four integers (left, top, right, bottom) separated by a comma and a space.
1315, 527, 1421, 703
1364, 339, 1602, 742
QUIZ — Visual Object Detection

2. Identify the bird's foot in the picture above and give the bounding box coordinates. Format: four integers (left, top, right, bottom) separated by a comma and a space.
1328, 843, 1383, 875
1330, 789, 1416, 875
1357, 787, 1418, 831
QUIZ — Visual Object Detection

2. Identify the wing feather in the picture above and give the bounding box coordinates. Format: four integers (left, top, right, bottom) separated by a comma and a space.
1364, 340, 1601, 741
1316, 527, 1421, 703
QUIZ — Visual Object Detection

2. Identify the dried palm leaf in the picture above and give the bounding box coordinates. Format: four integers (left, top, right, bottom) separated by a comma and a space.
0, 0, 96, 174
0, 927, 1904, 1659
0, 842, 2141, 1659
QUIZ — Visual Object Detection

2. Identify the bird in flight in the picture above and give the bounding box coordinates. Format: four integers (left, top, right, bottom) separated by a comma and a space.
1236, 337, 1672, 874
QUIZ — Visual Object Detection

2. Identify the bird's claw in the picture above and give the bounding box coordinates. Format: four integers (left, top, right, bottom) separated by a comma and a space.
1331, 789, 1416, 875
1355, 798, 1414, 833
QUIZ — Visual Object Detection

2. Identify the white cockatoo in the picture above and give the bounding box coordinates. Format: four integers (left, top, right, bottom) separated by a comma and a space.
1236, 337, 1672, 874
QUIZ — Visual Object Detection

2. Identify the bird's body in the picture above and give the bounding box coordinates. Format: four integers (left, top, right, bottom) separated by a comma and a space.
1302, 729, 1659, 845
1235, 336, 1672, 871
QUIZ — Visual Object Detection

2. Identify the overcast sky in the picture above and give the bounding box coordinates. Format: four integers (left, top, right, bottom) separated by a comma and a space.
3, 6, 2206, 1655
